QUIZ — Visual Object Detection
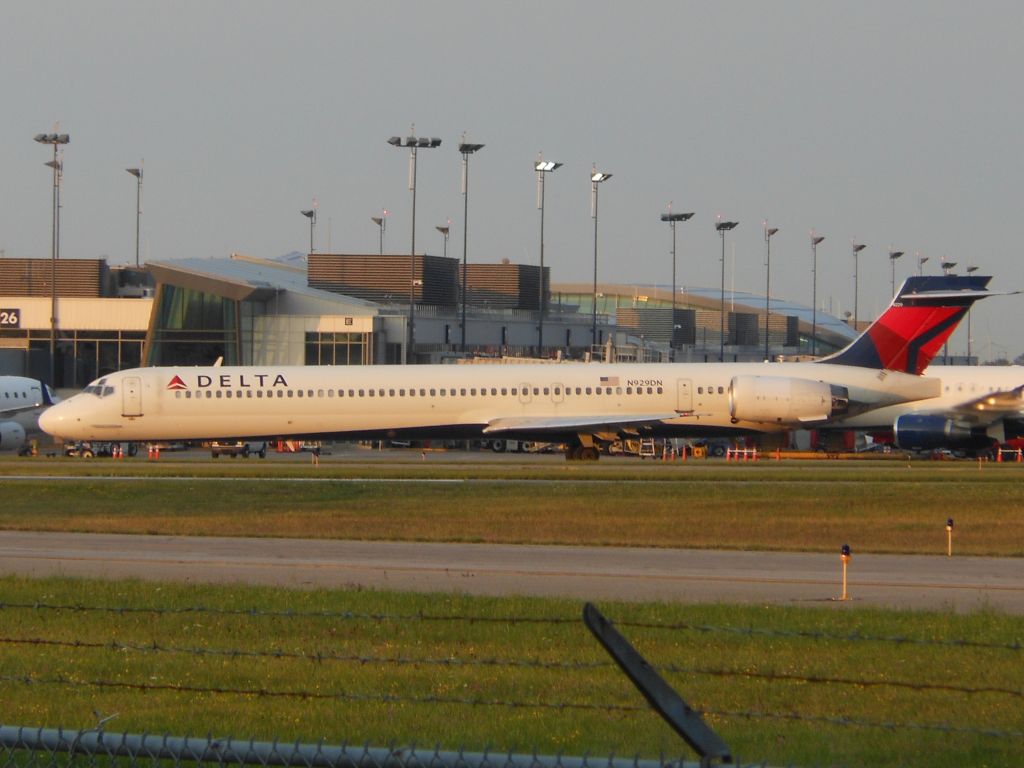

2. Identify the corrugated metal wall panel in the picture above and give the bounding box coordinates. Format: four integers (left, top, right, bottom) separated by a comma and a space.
0, 259, 107, 298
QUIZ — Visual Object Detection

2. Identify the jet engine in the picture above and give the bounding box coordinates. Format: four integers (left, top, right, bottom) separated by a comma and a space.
729, 375, 849, 425
893, 414, 993, 451
0, 420, 27, 452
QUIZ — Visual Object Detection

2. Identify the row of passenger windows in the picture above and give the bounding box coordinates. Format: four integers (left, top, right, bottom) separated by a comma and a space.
174, 384, 665, 400
698, 386, 726, 395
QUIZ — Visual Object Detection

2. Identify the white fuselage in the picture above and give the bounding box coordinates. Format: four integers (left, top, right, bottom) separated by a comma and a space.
831, 365, 1024, 431
40, 361, 939, 444
0, 376, 53, 452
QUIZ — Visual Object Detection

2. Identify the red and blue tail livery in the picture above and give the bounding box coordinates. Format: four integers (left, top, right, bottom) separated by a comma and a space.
822, 275, 992, 375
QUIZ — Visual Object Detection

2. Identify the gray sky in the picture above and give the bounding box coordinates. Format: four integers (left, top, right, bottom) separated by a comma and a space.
2, 1, 1022, 359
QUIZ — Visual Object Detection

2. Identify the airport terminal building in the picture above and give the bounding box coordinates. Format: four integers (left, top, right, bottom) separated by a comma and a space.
0, 253, 855, 389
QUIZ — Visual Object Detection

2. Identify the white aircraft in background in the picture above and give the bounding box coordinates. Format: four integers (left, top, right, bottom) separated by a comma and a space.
0, 376, 57, 453
39, 275, 993, 460
829, 364, 1024, 454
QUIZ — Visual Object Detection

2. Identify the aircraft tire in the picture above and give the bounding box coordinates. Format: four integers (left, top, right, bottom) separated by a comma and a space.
490, 439, 506, 453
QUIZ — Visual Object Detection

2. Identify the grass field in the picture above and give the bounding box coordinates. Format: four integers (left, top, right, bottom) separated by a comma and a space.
1, 575, 1023, 768
3, 454, 1022, 766
2, 456, 1023, 555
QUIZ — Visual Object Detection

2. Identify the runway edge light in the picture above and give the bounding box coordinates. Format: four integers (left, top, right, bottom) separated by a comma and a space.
837, 544, 852, 602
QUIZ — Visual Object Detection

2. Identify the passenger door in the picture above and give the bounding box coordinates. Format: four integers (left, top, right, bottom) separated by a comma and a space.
122, 376, 143, 417
676, 379, 693, 413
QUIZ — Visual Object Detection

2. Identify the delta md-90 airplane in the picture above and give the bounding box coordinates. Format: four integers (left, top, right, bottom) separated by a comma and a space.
40, 275, 992, 460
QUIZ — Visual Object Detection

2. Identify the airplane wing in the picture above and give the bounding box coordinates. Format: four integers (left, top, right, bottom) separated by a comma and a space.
483, 413, 680, 434
927, 385, 1024, 424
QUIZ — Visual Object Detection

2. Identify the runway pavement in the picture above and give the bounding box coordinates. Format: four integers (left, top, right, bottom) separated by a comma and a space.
2, 531, 1022, 613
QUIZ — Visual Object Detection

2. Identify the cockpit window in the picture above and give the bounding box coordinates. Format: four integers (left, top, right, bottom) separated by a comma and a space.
82, 379, 115, 398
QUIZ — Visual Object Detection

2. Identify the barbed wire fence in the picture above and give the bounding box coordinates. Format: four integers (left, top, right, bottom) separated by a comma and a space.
2, 600, 1023, 768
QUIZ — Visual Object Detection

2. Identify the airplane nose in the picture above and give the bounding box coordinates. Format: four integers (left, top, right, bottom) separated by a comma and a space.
38, 403, 65, 437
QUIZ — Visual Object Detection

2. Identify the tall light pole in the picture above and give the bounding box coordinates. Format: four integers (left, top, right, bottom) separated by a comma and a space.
888, 249, 904, 298
661, 205, 694, 356
715, 217, 738, 361
458, 138, 484, 352
590, 167, 612, 350
851, 240, 866, 332
371, 210, 387, 256
388, 130, 442, 364
917, 252, 929, 276
810, 231, 825, 357
301, 207, 316, 253
35, 131, 69, 388
535, 155, 562, 355
126, 165, 143, 268
763, 222, 779, 360
435, 222, 450, 258
966, 264, 979, 363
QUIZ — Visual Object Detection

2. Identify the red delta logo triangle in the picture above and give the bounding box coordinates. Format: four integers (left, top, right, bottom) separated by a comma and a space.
166, 375, 188, 390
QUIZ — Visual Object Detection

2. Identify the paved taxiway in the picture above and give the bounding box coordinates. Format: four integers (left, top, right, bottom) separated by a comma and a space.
2, 531, 1021, 613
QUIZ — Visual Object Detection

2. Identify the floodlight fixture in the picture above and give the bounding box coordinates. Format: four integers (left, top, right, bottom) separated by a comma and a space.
458, 137, 485, 351
590, 167, 613, 347
662, 206, 694, 357
371, 210, 387, 255
387, 127, 442, 362
35, 129, 70, 388
126, 166, 144, 267
764, 223, 779, 359
535, 153, 562, 354
851, 241, 866, 330
889, 249, 904, 298
716, 217, 738, 360
810, 231, 825, 356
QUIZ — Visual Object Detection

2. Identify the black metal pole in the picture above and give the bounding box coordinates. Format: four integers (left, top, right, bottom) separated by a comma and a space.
50, 144, 58, 387
135, 174, 141, 268
409, 146, 417, 365
461, 155, 470, 352
592, 183, 599, 350
764, 230, 771, 361
812, 240, 817, 357
719, 229, 726, 362
538, 171, 546, 355
670, 219, 677, 353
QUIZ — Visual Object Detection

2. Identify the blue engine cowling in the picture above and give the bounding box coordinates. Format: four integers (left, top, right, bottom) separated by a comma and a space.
893, 414, 991, 451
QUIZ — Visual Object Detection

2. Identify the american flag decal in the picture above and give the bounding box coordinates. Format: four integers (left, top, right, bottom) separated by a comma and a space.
599, 376, 619, 385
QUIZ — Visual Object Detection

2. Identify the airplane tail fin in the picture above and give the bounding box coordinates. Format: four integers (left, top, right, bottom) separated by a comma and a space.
820, 274, 992, 375
40, 382, 57, 407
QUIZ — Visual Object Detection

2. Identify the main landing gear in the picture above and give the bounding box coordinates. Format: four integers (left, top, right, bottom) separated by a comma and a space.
565, 443, 601, 461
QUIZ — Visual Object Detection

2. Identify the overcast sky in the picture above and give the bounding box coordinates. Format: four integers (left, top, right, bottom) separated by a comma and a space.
3, 1, 1022, 359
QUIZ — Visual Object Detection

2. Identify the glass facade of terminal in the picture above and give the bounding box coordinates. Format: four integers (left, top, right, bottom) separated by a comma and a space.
0, 329, 145, 389
304, 332, 370, 365
146, 285, 241, 366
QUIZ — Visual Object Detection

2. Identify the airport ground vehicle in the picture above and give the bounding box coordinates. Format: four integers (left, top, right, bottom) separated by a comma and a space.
63, 441, 138, 458
210, 441, 267, 459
